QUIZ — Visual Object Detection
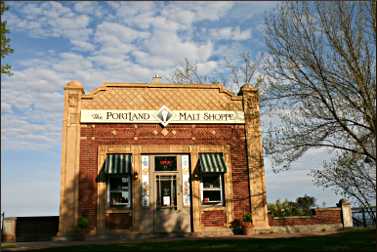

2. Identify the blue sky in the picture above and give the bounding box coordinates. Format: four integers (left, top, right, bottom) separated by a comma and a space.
1, 1, 340, 217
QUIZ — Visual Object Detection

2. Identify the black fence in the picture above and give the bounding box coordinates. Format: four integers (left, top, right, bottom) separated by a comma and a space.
15, 216, 59, 242
352, 207, 376, 227
0, 212, 4, 242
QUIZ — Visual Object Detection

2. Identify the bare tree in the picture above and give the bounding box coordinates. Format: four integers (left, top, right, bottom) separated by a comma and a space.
263, 1, 376, 211
170, 53, 262, 94
312, 152, 376, 222
169, 58, 208, 84
224, 52, 258, 91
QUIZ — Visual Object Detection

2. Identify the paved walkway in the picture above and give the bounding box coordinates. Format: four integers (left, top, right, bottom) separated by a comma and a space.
1, 231, 341, 251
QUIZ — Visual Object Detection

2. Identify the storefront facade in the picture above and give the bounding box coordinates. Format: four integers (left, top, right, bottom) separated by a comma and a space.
57, 78, 269, 238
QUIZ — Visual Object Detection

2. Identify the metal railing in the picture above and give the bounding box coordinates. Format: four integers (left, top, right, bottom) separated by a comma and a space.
352, 206, 376, 227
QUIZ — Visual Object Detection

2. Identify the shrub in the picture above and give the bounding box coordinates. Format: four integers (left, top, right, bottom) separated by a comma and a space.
77, 216, 89, 230
268, 195, 316, 217
243, 213, 252, 223
230, 219, 244, 235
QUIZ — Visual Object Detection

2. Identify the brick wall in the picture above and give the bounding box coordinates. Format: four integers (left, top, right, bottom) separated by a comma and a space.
79, 123, 250, 229
201, 210, 226, 227
268, 208, 342, 226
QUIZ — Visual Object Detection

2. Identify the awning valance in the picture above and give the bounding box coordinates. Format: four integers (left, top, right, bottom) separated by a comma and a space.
103, 154, 132, 174
199, 153, 227, 173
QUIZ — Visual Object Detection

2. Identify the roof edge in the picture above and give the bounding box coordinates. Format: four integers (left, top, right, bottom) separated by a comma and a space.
82, 82, 241, 100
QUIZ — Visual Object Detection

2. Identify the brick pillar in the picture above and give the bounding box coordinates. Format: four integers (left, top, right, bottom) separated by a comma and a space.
2, 217, 17, 242
57, 81, 84, 238
240, 84, 270, 229
339, 199, 353, 228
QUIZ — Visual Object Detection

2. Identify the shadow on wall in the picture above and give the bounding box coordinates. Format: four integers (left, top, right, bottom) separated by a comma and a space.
137, 175, 190, 235
193, 156, 258, 222
60, 149, 260, 238
59, 168, 98, 238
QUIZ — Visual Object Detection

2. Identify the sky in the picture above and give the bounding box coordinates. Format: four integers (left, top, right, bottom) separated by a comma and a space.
1, 1, 341, 217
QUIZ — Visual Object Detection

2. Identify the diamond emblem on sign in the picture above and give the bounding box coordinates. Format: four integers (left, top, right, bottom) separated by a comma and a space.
157, 105, 173, 127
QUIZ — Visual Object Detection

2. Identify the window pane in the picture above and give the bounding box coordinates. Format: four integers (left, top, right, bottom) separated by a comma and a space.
109, 176, 131, 208
110, 177, 122, 191
110, 192, 129, 206
155, 156, 177, 171
202, 174, 220, 188
203, 191, 221, 203
156, 175, 177, 208
110, 177, 129, 191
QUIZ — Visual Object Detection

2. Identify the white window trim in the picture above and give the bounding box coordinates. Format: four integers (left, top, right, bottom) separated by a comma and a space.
200, 174, 224, 205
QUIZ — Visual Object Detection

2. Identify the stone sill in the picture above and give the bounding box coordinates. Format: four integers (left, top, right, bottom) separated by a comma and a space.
201, 206, 226, 211
105, 208, 132, 214
315, 208, 341, 211
272, 216, 313, 219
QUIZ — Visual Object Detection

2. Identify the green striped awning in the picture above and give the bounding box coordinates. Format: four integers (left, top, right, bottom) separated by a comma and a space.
103, 154, 132, 174
199, 153, 227, 173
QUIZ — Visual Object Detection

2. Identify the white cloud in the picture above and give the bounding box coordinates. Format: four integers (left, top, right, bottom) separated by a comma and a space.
107, 1, 156, 18
151, 16, 183, 32
196, 61, 218, 75
210, 26, 252, 41
7, 2, 94, 51
71, 40, 96, 52
144, 30, 213, 64
132, 50, 173, 68
1, 113, 61, 151
1, 102, 12, 113
161, 2, 234, 24
73, 1, 104, 17
227, 1, 279, 20
95, 22, 149, 44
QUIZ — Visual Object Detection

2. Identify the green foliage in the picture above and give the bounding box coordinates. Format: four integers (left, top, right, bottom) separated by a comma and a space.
77, 216, 89, 230
268, 195, 316, 217
1, 0, 13, 75
242, 212, 252, 222
296, 194, 316, 210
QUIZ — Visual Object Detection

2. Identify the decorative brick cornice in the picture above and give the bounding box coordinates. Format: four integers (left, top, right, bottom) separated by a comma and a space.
79, 82, 243, 111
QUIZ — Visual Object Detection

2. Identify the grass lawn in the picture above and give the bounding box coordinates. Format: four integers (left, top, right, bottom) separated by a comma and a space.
8, 228, 377, 252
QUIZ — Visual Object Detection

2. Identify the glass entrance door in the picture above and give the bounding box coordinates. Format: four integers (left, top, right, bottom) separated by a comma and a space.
156, 175, 177, 209
152, 154, 191, 233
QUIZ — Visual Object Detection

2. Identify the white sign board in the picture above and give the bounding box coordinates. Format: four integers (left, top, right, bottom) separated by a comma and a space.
81, 106, 244, 126
163, 196, 171, 206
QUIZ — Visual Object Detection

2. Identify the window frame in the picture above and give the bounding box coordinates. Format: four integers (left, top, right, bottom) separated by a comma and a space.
107, 174, 132, 209
200, 173, 224, 206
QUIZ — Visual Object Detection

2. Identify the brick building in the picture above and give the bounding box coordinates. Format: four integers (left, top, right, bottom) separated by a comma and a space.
57, 77, 270, 238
